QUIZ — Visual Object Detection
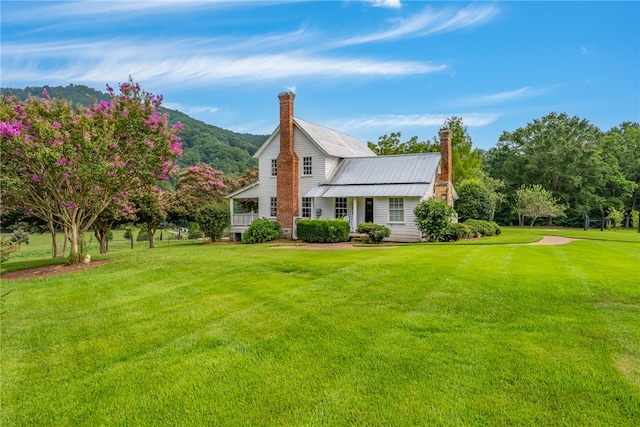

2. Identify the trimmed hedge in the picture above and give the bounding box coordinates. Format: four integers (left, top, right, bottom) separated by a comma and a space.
439, 223, 472, 242
356, 222, 391, 243
464, 219, 502, 236
296, 219, 349, 243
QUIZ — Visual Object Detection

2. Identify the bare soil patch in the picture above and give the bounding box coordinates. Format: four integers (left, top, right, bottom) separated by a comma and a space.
1, 260, 108, 281
526, 235, 581, 245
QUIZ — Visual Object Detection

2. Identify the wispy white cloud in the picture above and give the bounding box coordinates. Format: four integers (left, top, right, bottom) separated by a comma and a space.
457, 86, 550, 106
365, 0, 402, 9
327, 112, 500, 131
1, 38, 446, 87
4, 0, 262, 22
336, 4, 498, 46
163, 102, 220, 115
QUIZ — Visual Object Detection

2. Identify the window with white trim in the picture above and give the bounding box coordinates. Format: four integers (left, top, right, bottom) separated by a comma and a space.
389, 197, 404, 222
301, 197, 312, 218
270, 197, 277, 217
303, 156, 312, 176
271, 159, 277, 176
335, 197, 347, 219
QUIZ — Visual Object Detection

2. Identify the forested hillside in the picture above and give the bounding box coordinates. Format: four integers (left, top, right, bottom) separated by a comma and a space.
0, 84, 266, 175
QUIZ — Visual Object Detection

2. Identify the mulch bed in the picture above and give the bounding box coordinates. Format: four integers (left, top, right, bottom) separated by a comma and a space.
1, 260, 108, 281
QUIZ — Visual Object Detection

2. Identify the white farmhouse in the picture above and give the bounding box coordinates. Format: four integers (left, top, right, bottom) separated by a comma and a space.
227, 92, 455, 242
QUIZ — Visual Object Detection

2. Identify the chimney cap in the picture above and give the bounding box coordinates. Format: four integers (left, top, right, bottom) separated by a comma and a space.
278, 91, 295, 99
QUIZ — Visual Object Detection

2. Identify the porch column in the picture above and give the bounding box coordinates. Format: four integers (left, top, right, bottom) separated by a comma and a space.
229, 199, 234, 226
351, 198, 357, 232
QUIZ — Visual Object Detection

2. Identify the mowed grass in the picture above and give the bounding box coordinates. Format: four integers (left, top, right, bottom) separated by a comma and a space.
1, 229, 639, 425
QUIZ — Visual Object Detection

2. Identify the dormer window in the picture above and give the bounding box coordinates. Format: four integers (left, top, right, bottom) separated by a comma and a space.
303, 156, 312, 176
271, 159, 277, 176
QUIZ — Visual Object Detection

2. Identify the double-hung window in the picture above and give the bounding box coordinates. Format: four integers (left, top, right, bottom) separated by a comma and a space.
271, 159, 277, 176
335, 197, 347, 219
303, 156, 312, 176
301, 197, 312, 218
270, 197, 277, 217
389, 198, 404, 222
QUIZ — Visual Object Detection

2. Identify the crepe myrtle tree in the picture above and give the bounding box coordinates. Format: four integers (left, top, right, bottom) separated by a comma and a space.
131, 187, 168, 249
0, 79, 183, 262
171, 163, 226, 222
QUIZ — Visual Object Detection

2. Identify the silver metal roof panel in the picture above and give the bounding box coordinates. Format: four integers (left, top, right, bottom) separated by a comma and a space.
305, 183, 430, 198
294, 118, 375, 158
331, 153, 440, 185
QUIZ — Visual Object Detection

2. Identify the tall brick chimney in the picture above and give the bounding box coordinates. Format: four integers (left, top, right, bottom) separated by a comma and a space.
276, 92, 299, 238
435, 128, 453, 206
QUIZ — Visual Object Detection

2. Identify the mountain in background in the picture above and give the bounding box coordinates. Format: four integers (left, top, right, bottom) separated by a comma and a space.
1, 84, 268, 175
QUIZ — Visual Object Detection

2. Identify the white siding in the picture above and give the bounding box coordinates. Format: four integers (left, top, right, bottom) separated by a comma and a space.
294, 128, 329, 203
350, 196, 421, 242
257, 138, 280, 218
325, 156, 339, 178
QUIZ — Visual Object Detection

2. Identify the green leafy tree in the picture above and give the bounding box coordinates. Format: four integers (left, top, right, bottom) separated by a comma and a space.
131, 188, 168, 249
454, 179, 494, 222
515, 184, 566, 227
367, 132, 436, 155
485, 112, 610, 226
600, 122, 640, 226
196, 203, 230, 242
439, 116, 482, 185
0, 80, 183, 262
414, 199, 456, 242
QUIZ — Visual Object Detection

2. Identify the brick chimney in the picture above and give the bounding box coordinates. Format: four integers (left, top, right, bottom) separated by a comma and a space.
435, 128, 453, 206
276, 92, 299, 238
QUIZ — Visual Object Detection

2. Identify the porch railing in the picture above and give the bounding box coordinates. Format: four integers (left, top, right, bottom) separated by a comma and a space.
232, 213, 259, 227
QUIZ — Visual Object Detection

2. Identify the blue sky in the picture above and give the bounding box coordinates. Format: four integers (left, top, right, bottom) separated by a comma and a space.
1, 1, 638, 150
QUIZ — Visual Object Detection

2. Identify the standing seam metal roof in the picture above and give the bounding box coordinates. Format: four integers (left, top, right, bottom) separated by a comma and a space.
303, 153, 442, 198
293, 118, 375, 158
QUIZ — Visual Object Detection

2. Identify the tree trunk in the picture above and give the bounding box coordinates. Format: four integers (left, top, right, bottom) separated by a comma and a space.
530, 216, 538, 228
545, 216, 553, 226
61, 228, 69, 258
148, 228, 156, 248
93, 221, 113, 254
69, 224, 81, 263
49, 222, 59, 259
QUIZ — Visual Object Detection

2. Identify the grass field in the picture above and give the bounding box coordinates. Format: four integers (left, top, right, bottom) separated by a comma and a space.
1, 228, 639, 425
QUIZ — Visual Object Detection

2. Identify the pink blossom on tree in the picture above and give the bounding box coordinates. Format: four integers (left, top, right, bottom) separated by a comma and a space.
1, 78, 183, 262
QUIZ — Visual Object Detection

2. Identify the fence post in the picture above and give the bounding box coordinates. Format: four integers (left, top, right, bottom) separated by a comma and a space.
583, 213, 589, 231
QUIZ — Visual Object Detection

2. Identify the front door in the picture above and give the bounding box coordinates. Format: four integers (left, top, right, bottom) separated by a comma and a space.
365, 198, 374, 223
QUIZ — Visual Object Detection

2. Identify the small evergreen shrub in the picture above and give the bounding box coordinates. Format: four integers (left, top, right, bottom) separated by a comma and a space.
196, 203, 230, 241
123, 228, 133, 240
296, 219, 349, 243
188, 230, 204, 240
242, 218, 280, 244
414, 199, 456, 242
464, 219, 498, 236
490, 221, 502, 235
136, 229, 149, 241
356, 222, 391, 243
439, 223, 472, 242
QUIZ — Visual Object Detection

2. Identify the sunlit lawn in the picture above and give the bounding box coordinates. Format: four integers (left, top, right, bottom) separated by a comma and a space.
1, 228, 639, 425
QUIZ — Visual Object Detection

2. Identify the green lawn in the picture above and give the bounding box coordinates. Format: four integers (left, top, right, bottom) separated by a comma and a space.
1, 228, 639, 425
